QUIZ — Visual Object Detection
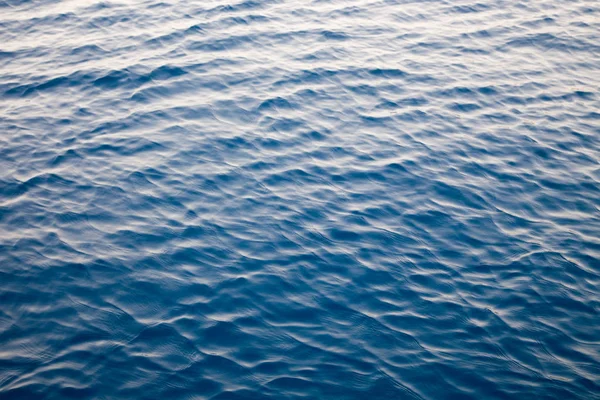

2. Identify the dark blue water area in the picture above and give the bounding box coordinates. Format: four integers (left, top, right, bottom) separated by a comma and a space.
1, 0, 600, 399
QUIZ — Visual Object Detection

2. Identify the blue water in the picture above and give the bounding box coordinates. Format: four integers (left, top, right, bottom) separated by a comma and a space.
1, 0, 600, 398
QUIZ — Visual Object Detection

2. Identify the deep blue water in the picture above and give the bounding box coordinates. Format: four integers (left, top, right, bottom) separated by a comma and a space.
1, 0, 600, 398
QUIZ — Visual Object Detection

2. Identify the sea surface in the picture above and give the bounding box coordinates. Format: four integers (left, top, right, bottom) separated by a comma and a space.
1, 0, 599, 398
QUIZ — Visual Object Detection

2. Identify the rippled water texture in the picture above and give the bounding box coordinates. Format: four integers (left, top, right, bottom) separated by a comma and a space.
1, 0, 600, 398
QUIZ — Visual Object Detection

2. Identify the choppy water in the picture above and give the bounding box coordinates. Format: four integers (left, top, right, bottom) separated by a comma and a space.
1, 0, 600, 398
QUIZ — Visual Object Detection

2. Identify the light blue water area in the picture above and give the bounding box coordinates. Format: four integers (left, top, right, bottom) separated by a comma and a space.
1, 0, 599, 398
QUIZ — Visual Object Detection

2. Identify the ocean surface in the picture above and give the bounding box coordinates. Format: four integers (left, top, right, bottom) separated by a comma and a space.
1, 0, 599, 398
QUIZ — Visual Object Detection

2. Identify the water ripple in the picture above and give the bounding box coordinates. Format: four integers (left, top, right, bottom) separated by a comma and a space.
1, 0, 600, 399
